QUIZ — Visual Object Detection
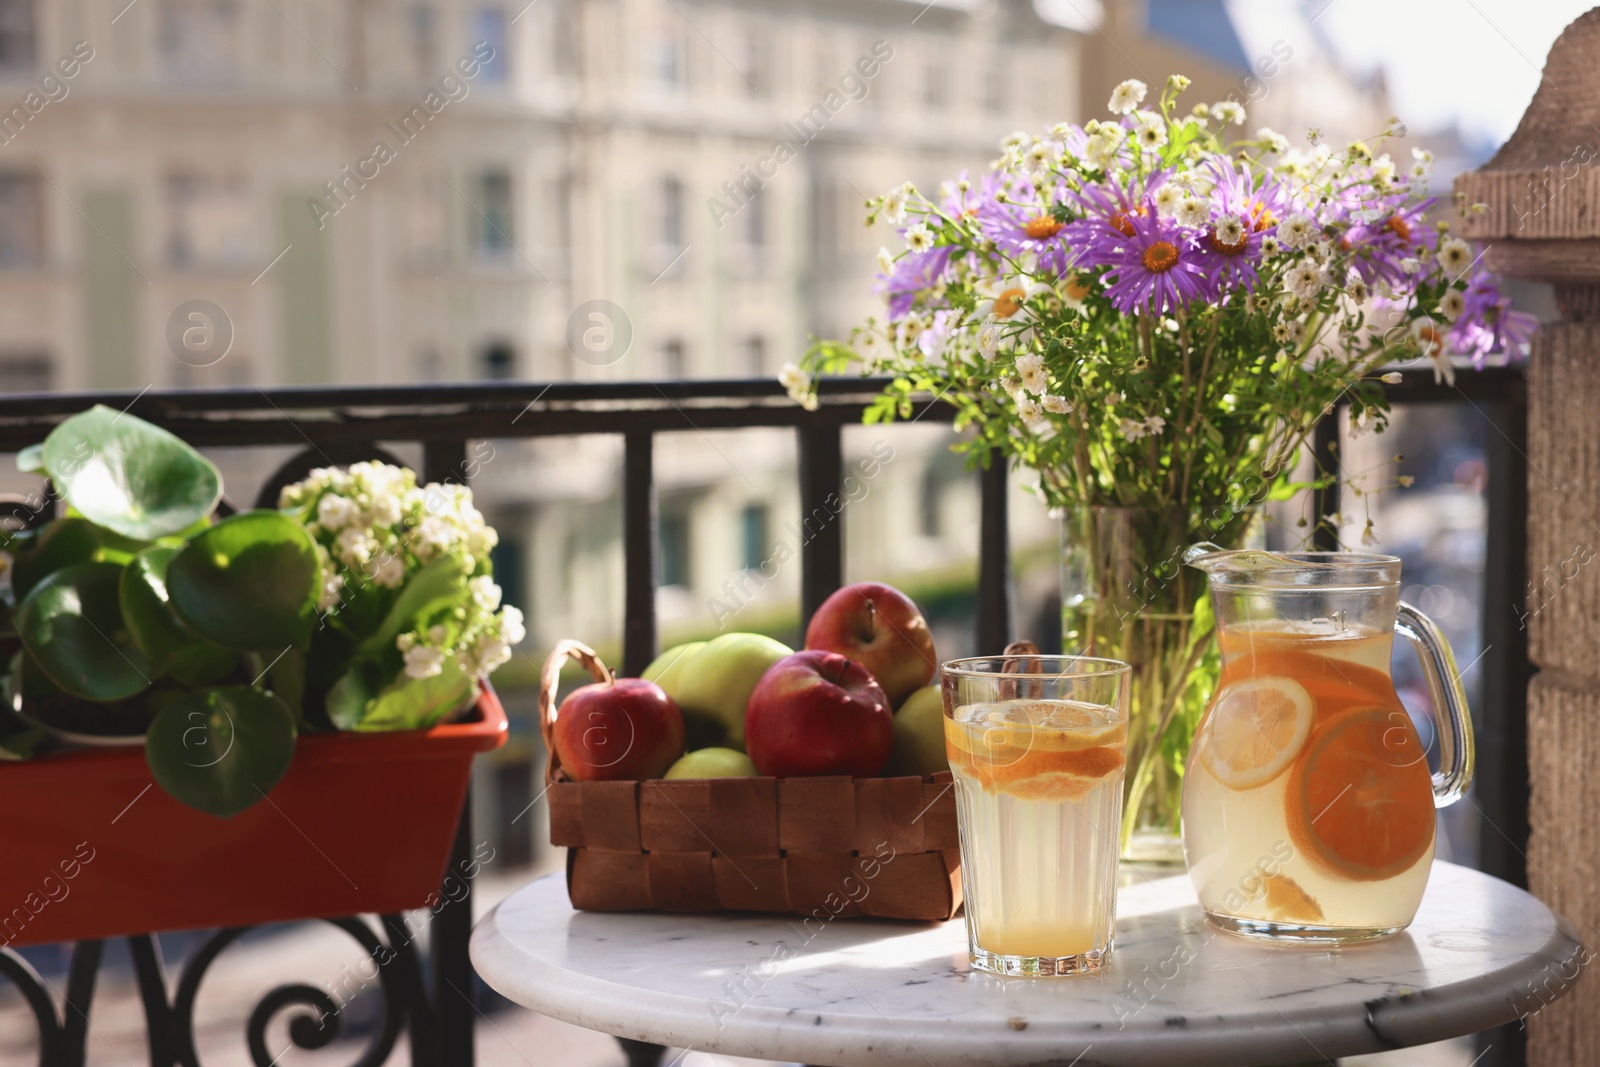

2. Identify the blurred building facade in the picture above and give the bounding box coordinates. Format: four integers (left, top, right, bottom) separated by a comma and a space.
0, 0, 1395, 679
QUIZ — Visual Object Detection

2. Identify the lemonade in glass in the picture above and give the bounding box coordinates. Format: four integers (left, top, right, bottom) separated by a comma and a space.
942, 655, 1130, 975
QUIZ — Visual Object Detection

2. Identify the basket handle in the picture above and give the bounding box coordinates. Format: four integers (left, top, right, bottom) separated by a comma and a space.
538, 639, 615, 786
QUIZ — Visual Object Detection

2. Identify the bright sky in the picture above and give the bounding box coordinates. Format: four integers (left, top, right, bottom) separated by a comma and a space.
1309, 0, 1593, 143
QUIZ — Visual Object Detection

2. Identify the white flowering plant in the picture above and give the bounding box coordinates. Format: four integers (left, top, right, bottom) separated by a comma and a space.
0, 408, 521, 817
790, 74, 1534, 533
278, 461, 525, 732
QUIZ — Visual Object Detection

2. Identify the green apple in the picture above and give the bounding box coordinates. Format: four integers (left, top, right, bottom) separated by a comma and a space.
642, 641, 705, 698
890, 684, 948, 777
664, 746, 759, 779
672, 632, 792, 750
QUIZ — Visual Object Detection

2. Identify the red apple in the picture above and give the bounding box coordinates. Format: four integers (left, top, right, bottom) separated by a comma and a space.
553, 678, 685, 781
745, 650, 894, 777
804, 582, 937, 706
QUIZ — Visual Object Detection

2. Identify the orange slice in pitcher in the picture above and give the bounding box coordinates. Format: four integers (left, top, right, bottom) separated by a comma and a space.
1286, 706, 1435, 881
1199, 676, 1314, 790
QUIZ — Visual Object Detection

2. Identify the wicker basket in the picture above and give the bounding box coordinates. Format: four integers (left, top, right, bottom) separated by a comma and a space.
539, 640, 962, 921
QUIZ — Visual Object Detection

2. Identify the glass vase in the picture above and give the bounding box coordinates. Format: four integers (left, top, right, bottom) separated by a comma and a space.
1060, 505, 1264, 865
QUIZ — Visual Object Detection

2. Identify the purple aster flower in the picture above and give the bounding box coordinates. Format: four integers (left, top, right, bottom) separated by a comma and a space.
1340, 195, 1436, 289
1062, 169, 1169, 255
1074, 210, 1216, 317
974, 180, 1075, 278
876, 245, 953, 321
1451, 274, 1537, 361
1191, 159, 1284, 293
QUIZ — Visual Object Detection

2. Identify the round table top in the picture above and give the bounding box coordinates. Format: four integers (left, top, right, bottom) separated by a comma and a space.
471, 862, 1584, 1067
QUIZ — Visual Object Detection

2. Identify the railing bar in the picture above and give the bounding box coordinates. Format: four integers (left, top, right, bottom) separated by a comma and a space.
622, 432, 659, 677
797, 421, 845, 628
1311, 416, 1341, 552
977, 452, 1011, 655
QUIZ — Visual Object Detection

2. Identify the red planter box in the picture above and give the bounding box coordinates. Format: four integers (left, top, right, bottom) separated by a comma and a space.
0, 688, 508, 948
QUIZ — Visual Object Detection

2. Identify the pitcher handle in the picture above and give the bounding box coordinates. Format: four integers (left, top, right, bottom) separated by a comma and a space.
1395, 601, 1475, 808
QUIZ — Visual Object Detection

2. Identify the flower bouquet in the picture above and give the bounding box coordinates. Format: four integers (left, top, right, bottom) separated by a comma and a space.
792, 74, 1533, 861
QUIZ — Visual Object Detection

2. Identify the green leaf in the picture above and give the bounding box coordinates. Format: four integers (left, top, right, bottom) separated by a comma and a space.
120, 545, 238, 682
325, 661, 380, 731
354, 554, 467, 656
41, 405, 222, 540
16, 443, 43, 474
168, 511, 322, 651
339, 656, 472, 732
145, 686, 297, 817
17, 561, 155, 702
10, 517, 147, 602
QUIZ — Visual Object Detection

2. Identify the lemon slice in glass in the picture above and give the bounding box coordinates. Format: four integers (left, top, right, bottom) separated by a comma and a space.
1200, 675, 1314, 790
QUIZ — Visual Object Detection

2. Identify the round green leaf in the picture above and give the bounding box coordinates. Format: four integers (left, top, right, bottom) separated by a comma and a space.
145, 686, 297, 817
10, 517, 147, 602
42, 405, 222, 540
120, 545, 238, 683
168, 511, 321, 651
17, 561, 155, 702
16, 443, 43, 474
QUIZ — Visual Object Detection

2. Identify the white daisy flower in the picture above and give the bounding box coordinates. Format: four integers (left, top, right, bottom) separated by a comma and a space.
1001, 130, 1030, 151
1259, 235, 1282, 257
1042, 394, 1072, 414
1256, 127, 1290, 155
1176, 197, 1210, 228
1437, 288, 1467, 322
1211, 100, 1246, 126
1118, 417, 1149, 442
999, 376, 1022, 399
1154, 184, 1183, 216
1399, 257, 1421, 274
977, 323, 1005, 360
1167, 73, 1191, 92
1271, 321, 1294, 343
883, 187, 910, 225
1084, 129, 1122, 170
905, 223, 935, 253
1277, 213, 1317, 250
1015, 352, 1047, 394
1015, 395, 1049, 433
1286, 263, 1327, 300
1214, 214, 1245, 246
1437, 237, 1473, 275
1348, 279, 1370, 305
1144, 415, 1167, 435
1135, 121, 1167, 152
876, 246, 895, 274
1107, 79, 1148, 115
1023, 140, 1057, 173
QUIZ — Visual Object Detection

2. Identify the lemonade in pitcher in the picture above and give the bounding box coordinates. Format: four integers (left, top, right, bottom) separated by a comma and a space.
942, 656, 1130, 975
1181, 549, 1474, 942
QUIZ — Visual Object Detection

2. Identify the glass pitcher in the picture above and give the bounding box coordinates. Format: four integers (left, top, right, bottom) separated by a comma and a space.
1179, 546, 1474, 943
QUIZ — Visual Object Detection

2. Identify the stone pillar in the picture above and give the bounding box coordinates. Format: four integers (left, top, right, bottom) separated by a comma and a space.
1455, 10, 1600, 1064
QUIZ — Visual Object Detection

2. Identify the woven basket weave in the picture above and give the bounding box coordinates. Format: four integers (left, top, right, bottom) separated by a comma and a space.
539, 640, 962, 920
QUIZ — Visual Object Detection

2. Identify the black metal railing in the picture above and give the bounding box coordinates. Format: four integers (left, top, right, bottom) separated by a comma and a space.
0, 364, 1529, 1067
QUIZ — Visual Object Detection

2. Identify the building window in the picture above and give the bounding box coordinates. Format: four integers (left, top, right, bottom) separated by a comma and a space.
409, 3, 439, 80
743, 188, 764, 250
481, 342, 516, 379
0, 351, 49, 393
659, 509, 690, 588
660, 339, 685, 378
474, 7, 509, 83
922, 63, 946, 110
166, 173, 252, 266
740, 504, 768, 571
741, 336, 765, 376
0, 172, 42, 265
737, 27, 767, 97
158, 0, 242, 84
0, 0, 35, 71
473, 169, 514, 254
983, 61, 1006, 112
650, 20, 685, 89
658, 176, 683, 251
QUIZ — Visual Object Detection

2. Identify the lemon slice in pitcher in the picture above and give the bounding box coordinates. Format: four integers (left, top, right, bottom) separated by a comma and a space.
1199, 676, 1314, 790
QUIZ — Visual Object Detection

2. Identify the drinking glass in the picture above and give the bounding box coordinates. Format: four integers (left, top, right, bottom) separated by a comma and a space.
941, 655, 1131, 976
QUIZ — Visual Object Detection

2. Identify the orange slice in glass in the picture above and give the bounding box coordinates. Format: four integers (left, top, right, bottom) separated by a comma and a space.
1287, 706, 1435, 881
1199, 676, 1314, 790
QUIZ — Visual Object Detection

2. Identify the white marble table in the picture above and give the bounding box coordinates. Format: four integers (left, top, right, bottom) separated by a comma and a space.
471, 862, 1585, 1066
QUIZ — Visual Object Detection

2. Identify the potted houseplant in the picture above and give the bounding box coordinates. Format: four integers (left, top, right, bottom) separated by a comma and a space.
0, 406, 518, 946
791, 75, 1534, 863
